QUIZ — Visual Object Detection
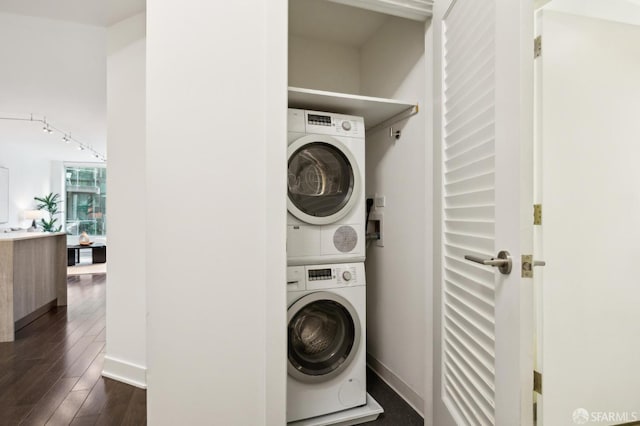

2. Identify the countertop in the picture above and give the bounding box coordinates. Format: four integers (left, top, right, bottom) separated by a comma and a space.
0, 231, 67, 241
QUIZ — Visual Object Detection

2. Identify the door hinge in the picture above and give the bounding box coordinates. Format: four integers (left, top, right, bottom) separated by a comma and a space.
534, 370, 542, 394
533, 204, 542, 225
534, 36, 542, 58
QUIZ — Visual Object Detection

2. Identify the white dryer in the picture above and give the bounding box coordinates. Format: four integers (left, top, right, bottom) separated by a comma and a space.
287, 109, 365, 266
286, 262, 367, 423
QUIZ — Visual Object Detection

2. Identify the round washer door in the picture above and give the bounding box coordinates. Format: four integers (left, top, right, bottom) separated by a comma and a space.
287, 134, 362, 225
287, 291, 361, 383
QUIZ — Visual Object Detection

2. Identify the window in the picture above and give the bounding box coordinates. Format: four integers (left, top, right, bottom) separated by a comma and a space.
65, 166, 106, 236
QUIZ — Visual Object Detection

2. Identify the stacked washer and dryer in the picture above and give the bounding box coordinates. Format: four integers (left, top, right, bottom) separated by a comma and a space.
286, 108, 370, 423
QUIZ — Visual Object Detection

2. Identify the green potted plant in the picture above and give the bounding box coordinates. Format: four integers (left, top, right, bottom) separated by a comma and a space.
34, 192, 62, 232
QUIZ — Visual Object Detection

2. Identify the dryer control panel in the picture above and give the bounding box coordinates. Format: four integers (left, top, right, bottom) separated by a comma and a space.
304, 110, 365, 138
287, 263, 365, 291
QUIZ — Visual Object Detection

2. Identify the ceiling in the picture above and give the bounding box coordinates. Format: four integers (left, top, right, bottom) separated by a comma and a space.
0, 0, 145, 27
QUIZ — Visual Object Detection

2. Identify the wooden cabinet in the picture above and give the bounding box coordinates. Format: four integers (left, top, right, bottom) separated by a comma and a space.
0, 232, 67, 342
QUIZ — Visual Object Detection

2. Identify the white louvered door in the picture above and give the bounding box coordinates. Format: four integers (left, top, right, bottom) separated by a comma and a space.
433, 0, 534, 425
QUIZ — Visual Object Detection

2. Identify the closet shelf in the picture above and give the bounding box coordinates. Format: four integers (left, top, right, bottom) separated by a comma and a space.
288, 87, 418, 130
326, 0, 433, 21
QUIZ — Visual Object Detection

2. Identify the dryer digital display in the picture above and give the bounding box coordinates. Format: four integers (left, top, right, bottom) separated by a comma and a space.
307, 114, 332, 126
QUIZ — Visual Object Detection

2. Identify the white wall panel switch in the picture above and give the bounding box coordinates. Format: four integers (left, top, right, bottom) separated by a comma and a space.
375, 196, 385, 207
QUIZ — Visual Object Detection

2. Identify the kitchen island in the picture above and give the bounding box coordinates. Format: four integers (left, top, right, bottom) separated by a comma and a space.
0, 231, 67, 342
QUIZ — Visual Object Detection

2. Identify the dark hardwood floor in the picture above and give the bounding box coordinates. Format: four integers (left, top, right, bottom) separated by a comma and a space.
0, 273, 146, 426
1, 272, 420, 426
363, 368, 424, 426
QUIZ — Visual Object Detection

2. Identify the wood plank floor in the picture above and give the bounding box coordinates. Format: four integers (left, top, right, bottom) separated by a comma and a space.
0, 272, 421, 425
0, 274, 146, 426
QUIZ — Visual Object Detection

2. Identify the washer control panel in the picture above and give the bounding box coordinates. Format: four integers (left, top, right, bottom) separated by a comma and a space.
286, 263, 365, 291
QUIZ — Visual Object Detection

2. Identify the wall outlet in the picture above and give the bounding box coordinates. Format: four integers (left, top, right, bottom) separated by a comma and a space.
369, 212, 384, 247
375, 196, 386, 208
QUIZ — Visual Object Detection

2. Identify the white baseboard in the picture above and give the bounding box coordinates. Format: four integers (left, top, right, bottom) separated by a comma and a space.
102, 355, 147, 389
366, 354, 424, 418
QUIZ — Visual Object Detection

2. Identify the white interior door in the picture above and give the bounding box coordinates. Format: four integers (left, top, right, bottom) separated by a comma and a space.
433, 0, 534, 424
536, 8, 640, 425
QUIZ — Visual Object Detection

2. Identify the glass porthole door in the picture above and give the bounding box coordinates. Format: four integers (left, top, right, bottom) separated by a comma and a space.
287, 291, 361, 383
287, 135, 361, 225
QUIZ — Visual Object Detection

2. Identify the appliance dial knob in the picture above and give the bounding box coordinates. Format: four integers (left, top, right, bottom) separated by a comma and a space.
342, 271, 352, 281
341, 121, 352, 131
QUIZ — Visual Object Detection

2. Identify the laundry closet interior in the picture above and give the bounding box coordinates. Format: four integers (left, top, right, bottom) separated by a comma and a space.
286, 0, 434, 421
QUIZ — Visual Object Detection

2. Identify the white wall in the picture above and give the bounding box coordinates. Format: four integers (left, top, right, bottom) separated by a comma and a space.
360, 17, 431, 416
146, 0, 287, 424
0, 12, 106, 229
289, 35, 361, 94
0, 13, 107, 158
0, 145, 53, 228
546, 0, 640, 27
104, 12, 147, 388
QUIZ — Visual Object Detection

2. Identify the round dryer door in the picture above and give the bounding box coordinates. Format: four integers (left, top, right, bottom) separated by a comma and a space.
287, 135, 362, 225
287, 291, 361, 383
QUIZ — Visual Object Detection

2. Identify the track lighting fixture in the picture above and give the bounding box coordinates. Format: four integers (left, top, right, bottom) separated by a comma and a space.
42, 120, 52, 134
0, 114, 106, 161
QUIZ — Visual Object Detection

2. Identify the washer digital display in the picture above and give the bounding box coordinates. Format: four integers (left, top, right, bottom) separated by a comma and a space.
308, 268, 332, 281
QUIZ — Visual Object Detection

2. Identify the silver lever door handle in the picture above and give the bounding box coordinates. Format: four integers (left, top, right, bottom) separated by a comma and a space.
533, 260, 546, 267
464, 250, 512, 275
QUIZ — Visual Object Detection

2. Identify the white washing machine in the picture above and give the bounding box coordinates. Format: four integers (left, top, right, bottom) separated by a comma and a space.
287, 109, 365, 266
286, 262, 367, 423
